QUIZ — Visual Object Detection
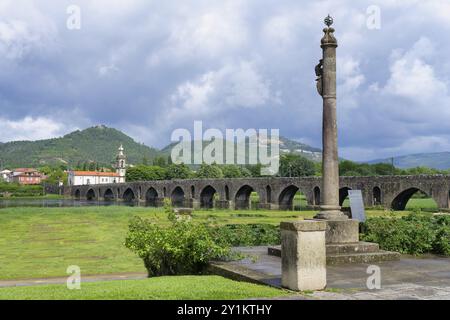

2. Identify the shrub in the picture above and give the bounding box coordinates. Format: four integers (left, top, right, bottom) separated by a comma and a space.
361, 212, 450, 256
432, 215, 450, 255
210, 224, 280, 247
125, 216, 230, 277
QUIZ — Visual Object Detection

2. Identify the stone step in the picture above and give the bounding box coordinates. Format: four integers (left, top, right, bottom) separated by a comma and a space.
327, 251, 401, 265
326, 242, 380, 254
268, 242, 380, 257
267, 243, 401, 265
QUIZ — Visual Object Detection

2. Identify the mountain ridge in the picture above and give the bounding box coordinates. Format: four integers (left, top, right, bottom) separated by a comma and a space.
368, 152, 450, 170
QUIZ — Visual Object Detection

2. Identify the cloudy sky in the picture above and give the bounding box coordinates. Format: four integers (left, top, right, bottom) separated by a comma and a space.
0, 0, 449, 161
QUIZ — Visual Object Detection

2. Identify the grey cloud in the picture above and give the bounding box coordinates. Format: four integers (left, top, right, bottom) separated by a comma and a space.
0, 0, 449, 161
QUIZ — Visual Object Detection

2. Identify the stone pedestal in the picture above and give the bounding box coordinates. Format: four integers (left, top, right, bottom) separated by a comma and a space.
281, 220, 327, 291
323, 219, 359, 244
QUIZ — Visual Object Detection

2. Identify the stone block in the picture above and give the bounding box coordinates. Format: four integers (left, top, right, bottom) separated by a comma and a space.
281, 220, 327, 291
322, 219, 359, 244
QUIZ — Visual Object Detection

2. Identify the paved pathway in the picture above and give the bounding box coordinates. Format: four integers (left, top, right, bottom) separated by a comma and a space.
213, 247, 450, 300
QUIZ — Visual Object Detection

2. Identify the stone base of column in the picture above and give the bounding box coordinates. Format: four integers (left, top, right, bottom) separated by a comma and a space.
320, 219, 359, 244
314, 205, 348, 220
281, 220, 327, 291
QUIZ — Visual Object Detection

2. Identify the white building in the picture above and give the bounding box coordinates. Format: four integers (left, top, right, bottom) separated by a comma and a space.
0, 169, 12, 182
68, 145, 127, 186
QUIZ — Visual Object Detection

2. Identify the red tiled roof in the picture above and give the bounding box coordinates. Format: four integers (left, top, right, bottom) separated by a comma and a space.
14, 168, 38, 173
71, 171, 120, 177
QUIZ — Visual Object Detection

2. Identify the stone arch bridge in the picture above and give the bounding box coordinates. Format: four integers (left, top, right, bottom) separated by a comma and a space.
68, 175, 450, 210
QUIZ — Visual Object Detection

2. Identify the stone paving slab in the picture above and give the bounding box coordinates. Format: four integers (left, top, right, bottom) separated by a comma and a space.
211, 246, 450, 300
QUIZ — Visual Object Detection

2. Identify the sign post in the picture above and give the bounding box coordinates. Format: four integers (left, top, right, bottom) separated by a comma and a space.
348, 190, 366, 222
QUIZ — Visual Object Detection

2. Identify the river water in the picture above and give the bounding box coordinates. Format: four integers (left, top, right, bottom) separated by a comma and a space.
0, 198, 143, 209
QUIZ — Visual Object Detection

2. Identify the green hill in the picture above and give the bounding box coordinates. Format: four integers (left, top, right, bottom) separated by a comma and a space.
0, 125, 160, 169
160, 136, 322, 163
0, 126, 323, 169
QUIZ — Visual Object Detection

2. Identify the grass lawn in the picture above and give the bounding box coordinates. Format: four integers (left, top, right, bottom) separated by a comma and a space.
0, 275, 293, 300
405, 198, 438, 210
0, 201, 432, 280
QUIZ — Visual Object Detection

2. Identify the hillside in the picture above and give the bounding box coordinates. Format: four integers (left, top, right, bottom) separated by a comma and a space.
160, 136, 322, 162
0, 127, 323, 169
0, 125, 160, 168
368, 152, 450, 170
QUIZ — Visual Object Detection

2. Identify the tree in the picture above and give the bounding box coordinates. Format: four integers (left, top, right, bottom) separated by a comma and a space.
196, 164, 224, 179
153, 156, 167, 167
166, 163, 193, 180
245, 164, 262, 177
339, 160, 375, 176
279, 154, 316, 177
126, 165, 167, 182
239, 167, 253, 177
221, 165, 243, 178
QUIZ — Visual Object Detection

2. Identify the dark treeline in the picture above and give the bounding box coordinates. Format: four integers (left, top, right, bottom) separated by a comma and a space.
126, 154, 450, 182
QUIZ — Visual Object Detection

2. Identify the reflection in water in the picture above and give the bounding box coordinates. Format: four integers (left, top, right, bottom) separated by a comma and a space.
0, 199, 146, 209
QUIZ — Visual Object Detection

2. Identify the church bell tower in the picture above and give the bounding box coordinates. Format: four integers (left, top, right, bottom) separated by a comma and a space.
115, 144, 127, 182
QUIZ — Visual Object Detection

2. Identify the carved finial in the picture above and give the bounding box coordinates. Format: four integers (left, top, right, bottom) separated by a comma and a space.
321, 15, 337, 48
324, 14, 333, 28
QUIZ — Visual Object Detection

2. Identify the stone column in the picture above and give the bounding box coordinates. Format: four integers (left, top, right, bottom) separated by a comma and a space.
281, 220, 327, 291
314, 15, 346, 221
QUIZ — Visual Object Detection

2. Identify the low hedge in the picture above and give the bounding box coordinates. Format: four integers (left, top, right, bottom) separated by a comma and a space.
210, 224, 280, 247
361, 212, 450, 256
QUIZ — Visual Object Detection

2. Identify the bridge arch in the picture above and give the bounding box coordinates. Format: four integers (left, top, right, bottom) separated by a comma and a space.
339, 187, 352, 206
200, 185, 216, 209
313, 186, 320, 206
145, 187, 158, 206
225, 185, 230, 201
391, 188, 437, 211
171, 186, 185, 207
235, 185, 256, 210
123, 188, 136, 202
74, 189, 81, 200
373, 186, 382, 206
86, 189, 96, 201
104, 188, 115, 201
278, 185, 300, 210
266, 185, 272, 203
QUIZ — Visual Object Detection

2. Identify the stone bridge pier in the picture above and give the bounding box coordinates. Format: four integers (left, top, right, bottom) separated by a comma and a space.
68, 175, 450, 211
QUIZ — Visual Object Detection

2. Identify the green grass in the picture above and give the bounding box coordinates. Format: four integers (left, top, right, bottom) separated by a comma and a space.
0, 276, 292, 300
405, 198, 438, 209
0, 206, 314, 280
0, 200, 436, 280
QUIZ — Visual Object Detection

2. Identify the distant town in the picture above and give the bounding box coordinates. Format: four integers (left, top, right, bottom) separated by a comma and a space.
0, 145, 128, 193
